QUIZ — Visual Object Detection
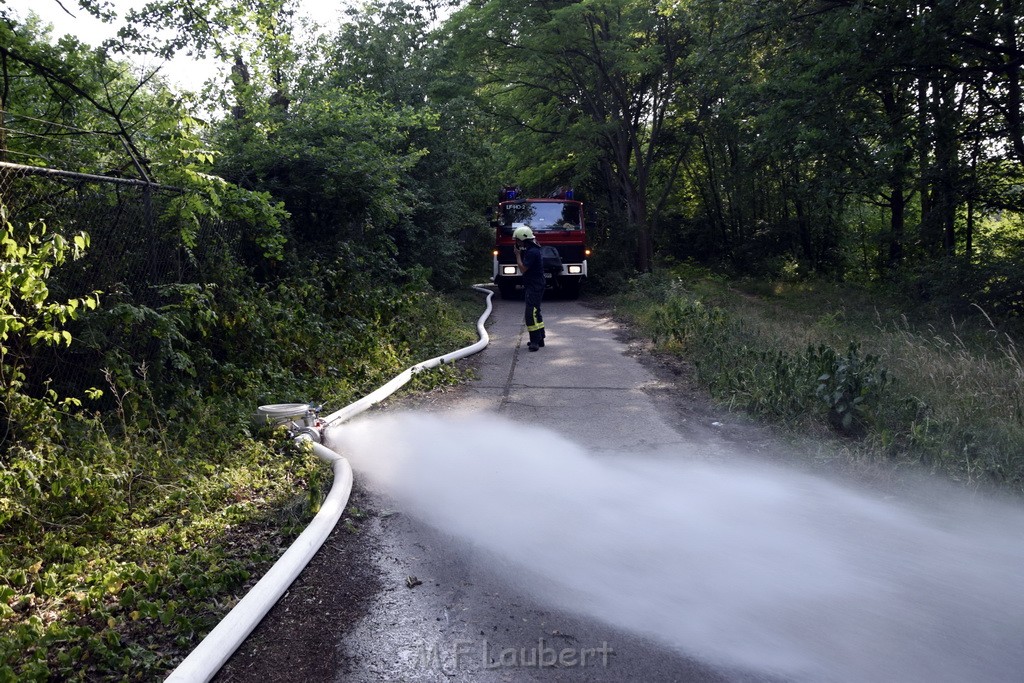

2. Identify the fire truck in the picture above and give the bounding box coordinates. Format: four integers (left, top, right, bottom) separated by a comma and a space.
491, 187, 590, 299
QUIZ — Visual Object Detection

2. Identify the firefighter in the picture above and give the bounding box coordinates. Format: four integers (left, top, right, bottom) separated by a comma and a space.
512, 226, 546, 351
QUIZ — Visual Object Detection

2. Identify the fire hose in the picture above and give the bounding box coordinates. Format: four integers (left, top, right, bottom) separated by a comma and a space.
165, 285, 494, 682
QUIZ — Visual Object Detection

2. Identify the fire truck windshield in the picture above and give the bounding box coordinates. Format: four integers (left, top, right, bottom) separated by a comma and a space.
502, 201, 581, 231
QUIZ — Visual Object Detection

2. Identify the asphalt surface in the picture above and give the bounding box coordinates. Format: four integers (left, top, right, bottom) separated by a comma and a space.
211, 292, 1024, 683
215, 293, 781, 682
327, 295, 772, 682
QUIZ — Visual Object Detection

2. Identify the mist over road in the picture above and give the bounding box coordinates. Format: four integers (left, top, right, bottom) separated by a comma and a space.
331, 297, 1024, 683
214, 296, 1024, 683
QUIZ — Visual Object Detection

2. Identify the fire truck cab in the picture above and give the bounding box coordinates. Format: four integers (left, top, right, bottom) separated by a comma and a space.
491, 187, 590, 300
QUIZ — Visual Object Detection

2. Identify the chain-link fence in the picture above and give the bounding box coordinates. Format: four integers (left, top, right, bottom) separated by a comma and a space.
0, 161, 222, 399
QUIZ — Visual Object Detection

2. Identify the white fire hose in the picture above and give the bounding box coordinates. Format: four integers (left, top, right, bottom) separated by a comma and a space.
165, 285, 494, 682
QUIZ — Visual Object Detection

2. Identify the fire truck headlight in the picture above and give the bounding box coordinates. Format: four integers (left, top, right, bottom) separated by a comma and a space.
568, 265, 583, 275
502, 266, 518, 276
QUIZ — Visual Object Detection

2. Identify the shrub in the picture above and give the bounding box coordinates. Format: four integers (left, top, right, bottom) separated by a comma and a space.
614, 270, 1023, 490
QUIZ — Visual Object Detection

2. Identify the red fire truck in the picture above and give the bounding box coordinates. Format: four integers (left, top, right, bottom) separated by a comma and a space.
491, 187, 590, 299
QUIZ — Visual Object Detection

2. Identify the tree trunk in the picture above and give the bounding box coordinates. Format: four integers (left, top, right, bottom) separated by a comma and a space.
621, 173, 651, 272
878, 81, 912, 271
933, 79, 959, 258
889, 183, 906, 269
0, 50, 8, 163
699, 134, 730, 255
795, 196, 813, 268
1001, 0, 1024, 162
917, 75, 938, 256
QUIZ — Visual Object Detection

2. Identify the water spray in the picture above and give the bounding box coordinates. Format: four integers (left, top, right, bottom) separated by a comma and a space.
330, 411, 1024, 683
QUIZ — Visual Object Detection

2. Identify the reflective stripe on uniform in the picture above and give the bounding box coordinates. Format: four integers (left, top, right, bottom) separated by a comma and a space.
527, 307, 545, 332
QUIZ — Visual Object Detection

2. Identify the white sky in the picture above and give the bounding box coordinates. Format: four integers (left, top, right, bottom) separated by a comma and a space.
6, 0, 352, 89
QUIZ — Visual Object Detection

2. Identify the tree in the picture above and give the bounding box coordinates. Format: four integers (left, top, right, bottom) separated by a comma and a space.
0, 14, 164, 178
322, 0, 499, 286
670, 0, 1024, 283
448, 0, 693, 272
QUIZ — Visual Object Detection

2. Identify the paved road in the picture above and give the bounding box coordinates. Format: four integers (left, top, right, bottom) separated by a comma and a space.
217, 293, 1024, 683
448, 297, 689, 452
330, 295, 759, 682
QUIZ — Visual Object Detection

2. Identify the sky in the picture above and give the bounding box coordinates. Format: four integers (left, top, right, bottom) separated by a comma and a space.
7, 0, 352, 88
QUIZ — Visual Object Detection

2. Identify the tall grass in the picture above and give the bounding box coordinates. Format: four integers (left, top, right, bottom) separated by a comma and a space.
868, 313, 1024, 482
613, 268, 1024, 491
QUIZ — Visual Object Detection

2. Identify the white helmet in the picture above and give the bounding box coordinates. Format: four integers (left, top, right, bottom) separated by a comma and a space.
512, 226, 535, 241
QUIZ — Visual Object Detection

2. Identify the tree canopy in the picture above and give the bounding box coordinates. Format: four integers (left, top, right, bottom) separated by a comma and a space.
4, 0, 1024, 304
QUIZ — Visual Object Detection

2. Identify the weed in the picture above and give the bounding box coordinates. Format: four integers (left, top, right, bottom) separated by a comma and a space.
614, 269, 1024, 491
0, 260, 484, 679
814, 343, 888, 435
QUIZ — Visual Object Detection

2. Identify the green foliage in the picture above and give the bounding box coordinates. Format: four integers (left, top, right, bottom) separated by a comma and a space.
615, 268, 1024, 488
646, 293, 888, 434
632, 0, 1024, 289
111, 0, 296, 62
1, 13, 188, 182
814, 343, 889, 436
0, 13, 485, 672
907, 248, 1024, 321
0, 405, 324, 680
205, 0, 497, 290
0, 251, 481, 678
216, 81, 404, 233
0, 211, 100, 361
447, 0, 690, 270
0, 208, 103, 458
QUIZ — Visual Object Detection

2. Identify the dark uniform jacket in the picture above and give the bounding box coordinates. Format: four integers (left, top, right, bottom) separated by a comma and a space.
521, 242, 545, 292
